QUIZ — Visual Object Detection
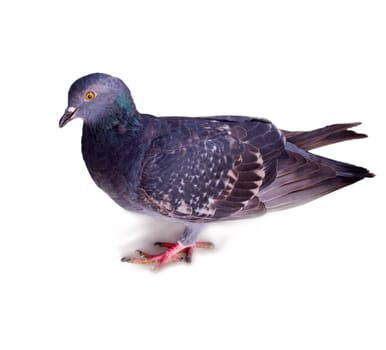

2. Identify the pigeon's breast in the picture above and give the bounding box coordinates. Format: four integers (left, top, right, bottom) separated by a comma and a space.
81, 126, 146, 212
90, 169, 144, 212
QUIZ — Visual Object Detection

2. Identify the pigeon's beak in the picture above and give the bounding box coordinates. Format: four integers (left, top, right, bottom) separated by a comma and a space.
59, 106, 78, 128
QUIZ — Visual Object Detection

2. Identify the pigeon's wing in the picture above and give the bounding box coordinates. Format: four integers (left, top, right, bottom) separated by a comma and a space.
138, 117, 285, 222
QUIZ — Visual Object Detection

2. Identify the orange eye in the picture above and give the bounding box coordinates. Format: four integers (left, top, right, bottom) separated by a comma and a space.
84, 91, 96, 101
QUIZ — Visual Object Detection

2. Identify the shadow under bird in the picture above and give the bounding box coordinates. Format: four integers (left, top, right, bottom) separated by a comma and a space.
59, 73, 374, 269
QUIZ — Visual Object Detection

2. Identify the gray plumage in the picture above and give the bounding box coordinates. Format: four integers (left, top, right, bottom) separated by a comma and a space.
59, 73, 374, 268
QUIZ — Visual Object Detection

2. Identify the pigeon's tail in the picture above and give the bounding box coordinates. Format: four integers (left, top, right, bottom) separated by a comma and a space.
281, 122, 367, 151
259, 141, 374, 211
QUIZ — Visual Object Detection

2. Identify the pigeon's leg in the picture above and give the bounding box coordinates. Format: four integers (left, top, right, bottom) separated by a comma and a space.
130, 249, 185, 263
121, 224, 213, 269
154, 241, 214, 263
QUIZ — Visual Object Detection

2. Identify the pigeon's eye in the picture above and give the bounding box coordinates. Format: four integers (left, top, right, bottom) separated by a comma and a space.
84, 91, 96, 101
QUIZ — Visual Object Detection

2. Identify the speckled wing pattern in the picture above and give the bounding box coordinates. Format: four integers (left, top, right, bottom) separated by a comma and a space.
139, 116, 284, 222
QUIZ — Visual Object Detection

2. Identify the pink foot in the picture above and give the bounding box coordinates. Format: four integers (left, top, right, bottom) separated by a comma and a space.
155, 241, 214, 263
121, 241, 214, 269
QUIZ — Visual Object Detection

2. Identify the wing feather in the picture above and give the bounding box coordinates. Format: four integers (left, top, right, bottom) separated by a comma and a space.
139, 117, 284, 222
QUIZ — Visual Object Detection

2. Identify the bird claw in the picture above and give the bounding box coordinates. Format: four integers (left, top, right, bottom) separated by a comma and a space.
135, 249, 145, 257
120, 256, 132, 263
121, 241, 215, 269
153, 241, 167, 247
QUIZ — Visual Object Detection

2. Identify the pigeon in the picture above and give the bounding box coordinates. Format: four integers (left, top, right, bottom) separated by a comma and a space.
59, 73, 374, 269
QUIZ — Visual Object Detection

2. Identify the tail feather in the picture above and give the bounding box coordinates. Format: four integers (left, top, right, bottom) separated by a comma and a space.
259, 141, 374, 211
282, 122, 367, 151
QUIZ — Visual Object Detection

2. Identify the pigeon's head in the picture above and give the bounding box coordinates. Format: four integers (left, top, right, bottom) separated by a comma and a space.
59, 73, 137, 128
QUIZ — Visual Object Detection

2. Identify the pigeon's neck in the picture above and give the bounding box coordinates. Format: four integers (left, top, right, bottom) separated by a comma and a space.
88, 108, 142, 134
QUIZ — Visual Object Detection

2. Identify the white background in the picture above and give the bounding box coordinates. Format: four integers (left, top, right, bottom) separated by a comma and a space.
0, 1, 385, 349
